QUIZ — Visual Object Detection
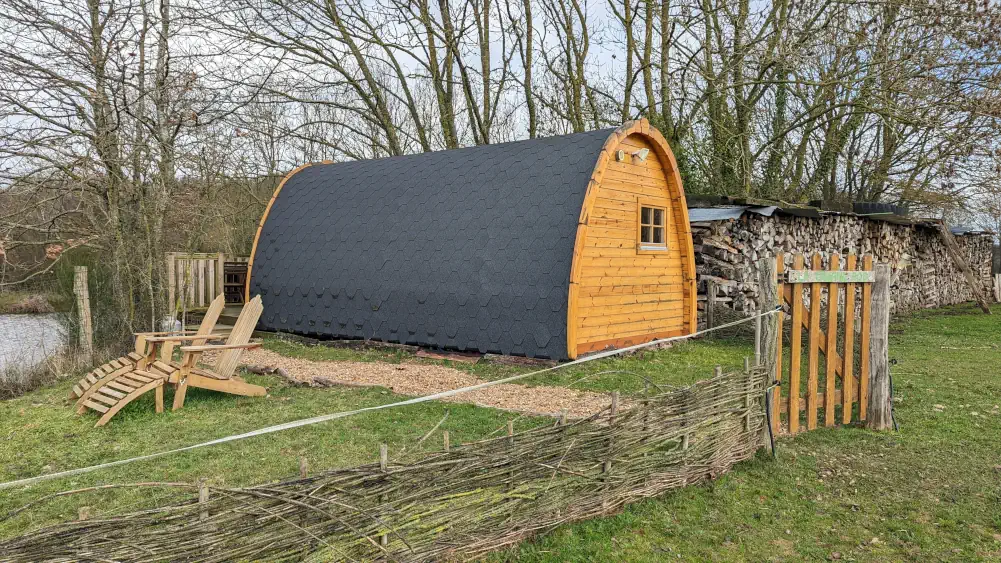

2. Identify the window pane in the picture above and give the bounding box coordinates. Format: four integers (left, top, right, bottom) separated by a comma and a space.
653, 227, 664, 244
641, 226, 652, 243
641, 207, 652, 224
653, 208, 664, 226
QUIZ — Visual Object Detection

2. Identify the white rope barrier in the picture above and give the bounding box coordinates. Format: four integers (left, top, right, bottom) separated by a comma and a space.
0, 308, 781, 491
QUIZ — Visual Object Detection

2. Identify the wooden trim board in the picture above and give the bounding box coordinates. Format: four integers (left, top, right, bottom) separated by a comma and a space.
566, 118, 696, 359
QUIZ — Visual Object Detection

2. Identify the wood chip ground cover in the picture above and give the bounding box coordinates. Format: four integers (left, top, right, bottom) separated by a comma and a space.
238, 348, 617, 418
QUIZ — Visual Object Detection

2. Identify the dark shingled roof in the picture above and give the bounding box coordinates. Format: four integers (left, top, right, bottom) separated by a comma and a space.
249, 128, 614, 359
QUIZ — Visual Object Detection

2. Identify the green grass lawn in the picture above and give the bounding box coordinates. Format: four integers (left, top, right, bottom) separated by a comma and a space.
264, 335, 754, 395
0, 376, 538, 539
2, 304, 999, 562
0, 330, 753, 541
498, 303, 1001, 562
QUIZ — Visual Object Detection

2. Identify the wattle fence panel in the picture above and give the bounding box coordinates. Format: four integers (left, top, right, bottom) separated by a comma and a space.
1, 366, 769, 562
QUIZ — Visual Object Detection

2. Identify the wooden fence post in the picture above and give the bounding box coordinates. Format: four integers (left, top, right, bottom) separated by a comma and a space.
642, 381, 650, 434
379, 444, 389, 547
753, 307, 762, 366
757, 257, 779, 435
73, 266, 93, 363
603, 391, 619, 474
706, 279, 716, 335
858, 255, 874, 420
443, 430, 450, 453
742, 357, 753, 432
185, 258, 194, 310
773, 255, 784, 434
507, 420, 516, 492
299, 456, 309, 478
198, 479, 209, 521
197, 259, 206, 308
866, 264, 893, 430
842, 255, 858, 424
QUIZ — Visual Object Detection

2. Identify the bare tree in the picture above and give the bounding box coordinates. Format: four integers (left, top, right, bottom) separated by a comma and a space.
4, 0, 1001, 339
0, 0, 218, 333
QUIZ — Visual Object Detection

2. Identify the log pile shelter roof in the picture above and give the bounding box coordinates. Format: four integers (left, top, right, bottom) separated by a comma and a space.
686, 196, 993, 236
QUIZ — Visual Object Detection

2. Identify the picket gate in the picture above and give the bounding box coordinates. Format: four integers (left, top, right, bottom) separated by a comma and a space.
772, 253, 877, 433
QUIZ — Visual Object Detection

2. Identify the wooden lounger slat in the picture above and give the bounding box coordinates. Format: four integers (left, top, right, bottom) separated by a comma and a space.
148, 365, 173, 378
126, 372, 154, 383
109, 359, 123, 369
94, 379, 165, 427
99, 387, 127, 400
91, 393, 119, 407
72, 364, 137, 412
119, 376, 150, 389
133, 370, 165, 381
152, 361, 177, 374
85, 374, 98, 384
127, 352, 143, 361
191, 367, 226, 380
106, 380, 136, 393
83, 400, 109, 413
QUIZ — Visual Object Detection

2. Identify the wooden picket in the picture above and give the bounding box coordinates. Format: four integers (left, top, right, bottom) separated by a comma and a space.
773, 253, 876, 433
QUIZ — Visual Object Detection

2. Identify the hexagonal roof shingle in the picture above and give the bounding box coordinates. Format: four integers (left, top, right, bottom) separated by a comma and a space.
250, 128, 614, 359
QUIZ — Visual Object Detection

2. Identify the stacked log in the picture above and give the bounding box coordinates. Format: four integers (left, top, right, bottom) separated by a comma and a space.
693, 213, 995, 324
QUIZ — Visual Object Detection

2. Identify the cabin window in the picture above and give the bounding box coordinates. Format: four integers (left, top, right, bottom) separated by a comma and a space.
638, 203, 668, 252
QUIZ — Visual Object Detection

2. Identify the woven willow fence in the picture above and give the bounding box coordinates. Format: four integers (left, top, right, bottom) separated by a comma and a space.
1, 366, 769, 562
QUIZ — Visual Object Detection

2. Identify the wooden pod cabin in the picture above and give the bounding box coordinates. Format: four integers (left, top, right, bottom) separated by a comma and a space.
247, 119, 696, 360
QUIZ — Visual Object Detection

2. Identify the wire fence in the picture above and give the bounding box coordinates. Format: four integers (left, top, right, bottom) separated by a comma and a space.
0, 364, 769, 562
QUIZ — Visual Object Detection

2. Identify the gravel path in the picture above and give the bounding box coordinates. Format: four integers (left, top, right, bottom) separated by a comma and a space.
239, 348, 615, 418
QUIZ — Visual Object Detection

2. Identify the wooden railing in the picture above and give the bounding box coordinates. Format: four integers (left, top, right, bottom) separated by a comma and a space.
166, 253, 248, 312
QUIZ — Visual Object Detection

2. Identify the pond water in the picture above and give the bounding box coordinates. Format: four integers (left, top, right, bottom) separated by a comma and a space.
0, 314, 66, 374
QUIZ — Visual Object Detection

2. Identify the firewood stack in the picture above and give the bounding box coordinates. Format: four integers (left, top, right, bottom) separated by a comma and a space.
692, 212, 995, 326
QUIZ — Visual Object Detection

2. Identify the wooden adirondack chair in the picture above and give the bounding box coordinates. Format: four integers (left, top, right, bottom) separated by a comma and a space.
134, 294, 228, 367
70, 294, 227, 409
76, 296, 264, 426
163, 295, 266, 411
74, 295, 236, 427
